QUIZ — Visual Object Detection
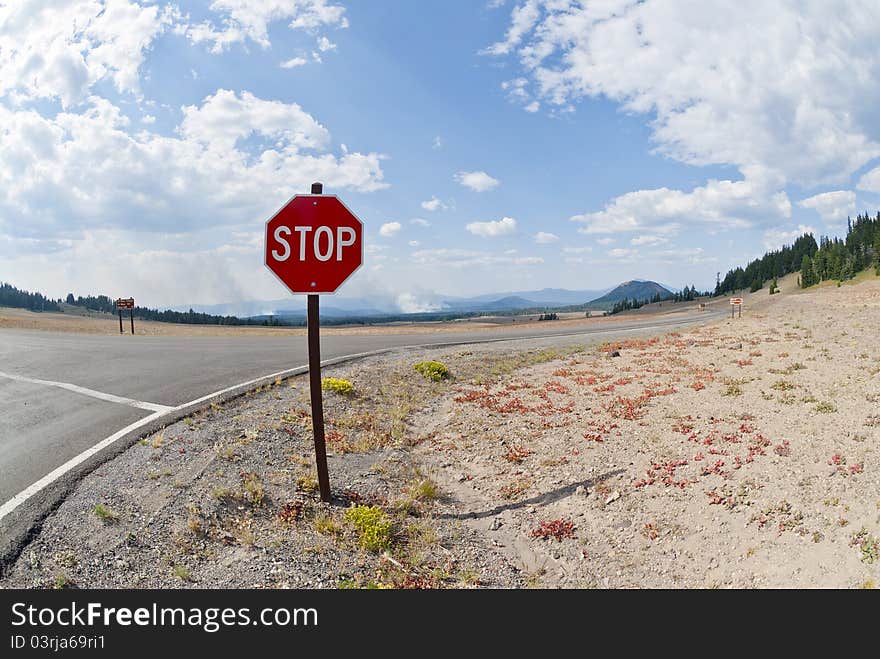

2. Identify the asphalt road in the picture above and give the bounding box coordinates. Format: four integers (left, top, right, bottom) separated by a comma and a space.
0, 310, 722, 513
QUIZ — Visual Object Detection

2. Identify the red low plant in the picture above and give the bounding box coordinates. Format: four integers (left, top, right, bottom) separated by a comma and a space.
531, 519, 576, 541
773, 440, 791, 456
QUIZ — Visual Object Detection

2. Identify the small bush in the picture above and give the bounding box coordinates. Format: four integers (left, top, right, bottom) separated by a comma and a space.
344, 505, 393, 552
407, 479, 439, 501
297, 474, 319, 493
413, 361, 450, 382
722, 383, 743, 397
93, 503, 119, 522
240, 472, 264, 506
173, 565, 192, 582
313, 515, 342, 536
815, 401, 837, 414
321, 377, 354, 394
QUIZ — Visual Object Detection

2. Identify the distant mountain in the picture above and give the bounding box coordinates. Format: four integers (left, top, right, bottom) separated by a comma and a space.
442, 288, 609, 312
584, 280, 673, 311
466, 296, 542, 312
176, 286, 611, 318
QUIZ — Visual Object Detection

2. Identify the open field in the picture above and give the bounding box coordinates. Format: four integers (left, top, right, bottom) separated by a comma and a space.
2, 276, 878, 588
0, 305, 596, 336
0, 291, 722, 337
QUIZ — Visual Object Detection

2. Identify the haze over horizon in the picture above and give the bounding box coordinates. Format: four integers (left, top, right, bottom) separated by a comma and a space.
2, 1, 880, 312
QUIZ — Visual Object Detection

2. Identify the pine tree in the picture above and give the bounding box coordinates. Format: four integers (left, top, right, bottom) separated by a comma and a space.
801, 255, 814, 288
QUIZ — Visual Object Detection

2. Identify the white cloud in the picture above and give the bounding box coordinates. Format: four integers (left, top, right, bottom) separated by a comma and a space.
421, 196, 446, 212
280, 57, 308, 69
762, 224, 817, 251
649, 247, 715, 265
562, 246, 591, 254
411, 248, 542, 268
0, 94, 386, 241
432, 135, 443, 149
596, 238, 615, 246
179, 89, 329, 152
466, 216, 517, 237
572, 178, 791, 235
455, 170, 500, 192
534, 231, 558, 243
608, 248, 639, 260
0, 0, 176, 107
408, 240, 420, 247
410, 218, 430, 227
142, 115, 156, 124
482, 0, 541, 56
798, 190, 856, 225
379, 222, 401, 237
183, 0, 348, 54
631, 235, 667, 246
856, 166, 880, 193
488, 1, 880, 188
317, 36, 337, 52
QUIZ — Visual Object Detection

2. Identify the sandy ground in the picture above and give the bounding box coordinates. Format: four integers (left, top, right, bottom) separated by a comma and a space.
412, 276, 880, 588
2, 275, 878, 588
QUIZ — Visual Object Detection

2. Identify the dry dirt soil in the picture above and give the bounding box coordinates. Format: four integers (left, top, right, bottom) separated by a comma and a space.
3, 277, 879, 589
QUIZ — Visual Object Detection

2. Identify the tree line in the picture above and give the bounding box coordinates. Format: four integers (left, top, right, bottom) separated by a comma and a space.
607, 285, 707, 315
799, 213, 880, 288
0, 283, 61, 312
715, 211, 880, 295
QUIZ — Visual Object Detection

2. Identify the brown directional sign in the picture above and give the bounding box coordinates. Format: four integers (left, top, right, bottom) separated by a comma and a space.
116, 298, 135, 334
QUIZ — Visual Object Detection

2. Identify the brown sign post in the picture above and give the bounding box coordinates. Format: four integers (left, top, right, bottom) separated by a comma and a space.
730, 297, 743, 319
116, 298, 135, 334
264, 182, 364, 503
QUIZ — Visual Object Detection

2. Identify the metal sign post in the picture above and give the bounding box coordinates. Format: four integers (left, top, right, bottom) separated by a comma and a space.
264, 181, 364, 504
306, 182, 330, 503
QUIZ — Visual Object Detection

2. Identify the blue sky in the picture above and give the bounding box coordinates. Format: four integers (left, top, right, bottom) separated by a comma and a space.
2, 1, 880, 312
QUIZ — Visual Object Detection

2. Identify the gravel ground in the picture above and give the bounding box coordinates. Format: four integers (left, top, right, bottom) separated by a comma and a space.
3, 277, 878, 589
411, 279, 880, 588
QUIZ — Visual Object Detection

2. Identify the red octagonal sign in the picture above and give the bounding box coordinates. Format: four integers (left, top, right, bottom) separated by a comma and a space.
264, 194, 363, 294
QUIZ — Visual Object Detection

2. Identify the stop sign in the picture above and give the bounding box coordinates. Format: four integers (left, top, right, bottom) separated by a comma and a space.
264, 194, 363, 294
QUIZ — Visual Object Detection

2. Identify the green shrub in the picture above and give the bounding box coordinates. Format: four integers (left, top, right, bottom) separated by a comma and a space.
321, 377, 353, 394
413, 361, 450, 382
93, 503, 119, 521
344, 505, 392, 552
407, 479, 439, 501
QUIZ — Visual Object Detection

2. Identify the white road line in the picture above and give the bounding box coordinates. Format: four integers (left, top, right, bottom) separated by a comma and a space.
0, 411, 167, 520
0, 370, 173, 413
0, 313, 721, 524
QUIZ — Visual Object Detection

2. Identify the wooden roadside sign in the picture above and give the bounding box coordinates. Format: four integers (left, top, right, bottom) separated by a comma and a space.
116, 298, 135, 333
730, 297, 743, 318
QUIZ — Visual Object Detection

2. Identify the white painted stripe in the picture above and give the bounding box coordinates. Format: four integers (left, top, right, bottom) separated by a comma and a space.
0, 370, 173, 413
0, 312, 722, 524
0, 411, 166, 520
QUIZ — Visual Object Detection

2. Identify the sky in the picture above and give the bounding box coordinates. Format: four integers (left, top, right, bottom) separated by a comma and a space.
2, 0, 880, 313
